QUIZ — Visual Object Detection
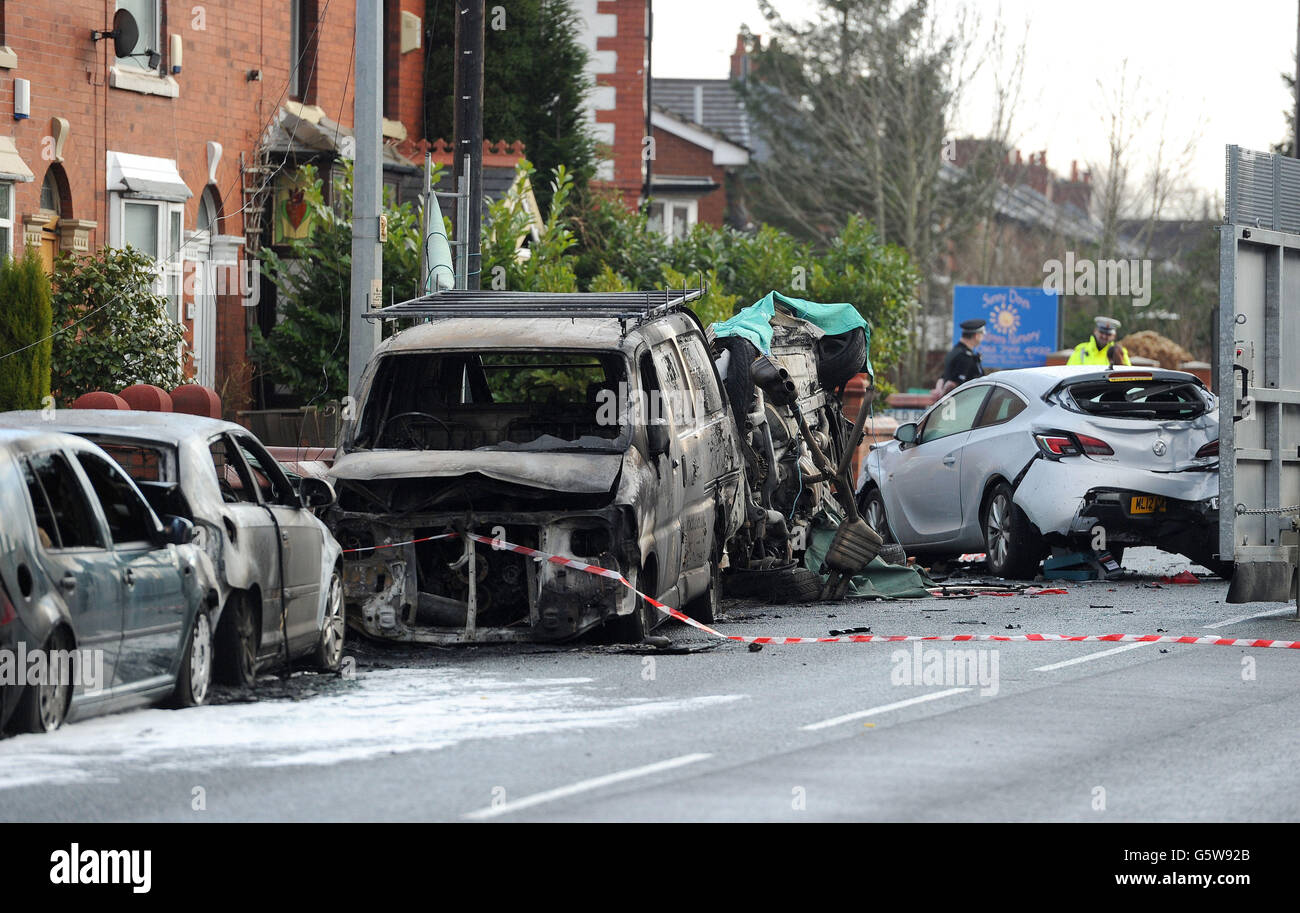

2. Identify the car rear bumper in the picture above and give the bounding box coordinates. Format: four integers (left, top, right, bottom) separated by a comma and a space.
1015, 457, 1219, 543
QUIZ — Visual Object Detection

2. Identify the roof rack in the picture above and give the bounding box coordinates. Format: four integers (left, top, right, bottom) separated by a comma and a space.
364, 288, 705, 332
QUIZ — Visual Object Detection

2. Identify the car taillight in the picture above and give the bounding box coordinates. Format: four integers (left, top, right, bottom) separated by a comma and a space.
1034, 433, 1078, 457
1196, 440, 1219, 458
1075, 434, 1114, 455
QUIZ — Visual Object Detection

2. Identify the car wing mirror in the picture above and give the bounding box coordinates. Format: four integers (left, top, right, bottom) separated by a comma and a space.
299, 477, 337, 509
645, 421, 671, 458
894, 422, 918, 445
160, 515, 197, 546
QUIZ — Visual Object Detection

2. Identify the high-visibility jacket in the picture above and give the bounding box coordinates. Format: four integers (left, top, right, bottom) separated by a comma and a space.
1067, 337, 1131, 366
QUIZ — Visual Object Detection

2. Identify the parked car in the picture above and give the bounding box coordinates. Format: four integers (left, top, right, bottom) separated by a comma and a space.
0, 428, 219, 734
856, 366, 1224, 578
326, 290, 746, 643
0, 412, 346, 687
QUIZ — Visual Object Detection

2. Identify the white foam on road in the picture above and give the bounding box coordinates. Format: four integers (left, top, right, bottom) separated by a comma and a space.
0, 668, 742, 790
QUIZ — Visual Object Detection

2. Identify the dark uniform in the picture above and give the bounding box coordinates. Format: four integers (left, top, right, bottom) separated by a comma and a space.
941, 319, 986, 388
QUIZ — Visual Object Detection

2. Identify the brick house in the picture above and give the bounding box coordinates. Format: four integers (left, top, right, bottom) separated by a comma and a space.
0, 0, 429, 412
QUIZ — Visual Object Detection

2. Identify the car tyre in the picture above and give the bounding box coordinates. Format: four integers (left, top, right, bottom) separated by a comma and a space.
12, 628, 73, 734
171, 610, 213, 708
313, 569, 346, 673
724, 565, 823, 603
982, 483, 1043, 579
605, 564, 654, 643
683, 560, 722, 625
215, 592, 257, 687
858, 486, 895, 544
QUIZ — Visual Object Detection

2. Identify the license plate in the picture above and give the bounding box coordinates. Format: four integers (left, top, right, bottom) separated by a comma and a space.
1130, 495, 1166, 514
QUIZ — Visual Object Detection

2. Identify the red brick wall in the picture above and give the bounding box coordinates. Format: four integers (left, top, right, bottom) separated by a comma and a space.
652, 126, 726, 226
3, 1, 425, 408
595, 0, 647, 206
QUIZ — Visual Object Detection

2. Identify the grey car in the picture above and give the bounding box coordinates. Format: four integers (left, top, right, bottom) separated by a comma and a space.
856, 366, 1222, 578
0, 412, 346, 687
0, 429, 218, 733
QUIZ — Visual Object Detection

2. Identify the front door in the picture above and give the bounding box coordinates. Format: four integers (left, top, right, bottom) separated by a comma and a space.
73, 451, 185, 688
229, 432, 322, 650
21, 451, 120, 694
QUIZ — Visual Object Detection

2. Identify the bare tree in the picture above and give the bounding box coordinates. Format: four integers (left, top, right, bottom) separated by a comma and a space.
740, 0, 1029, 386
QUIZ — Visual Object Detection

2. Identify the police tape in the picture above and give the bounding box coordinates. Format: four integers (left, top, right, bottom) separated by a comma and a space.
345, 530, 1300, 650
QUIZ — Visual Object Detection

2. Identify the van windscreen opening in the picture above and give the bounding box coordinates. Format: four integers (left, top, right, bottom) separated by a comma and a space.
356, 350, 631, 452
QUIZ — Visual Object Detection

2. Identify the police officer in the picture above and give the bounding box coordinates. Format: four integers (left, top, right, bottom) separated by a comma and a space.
938, 318, 986, 393
1067, 316, 1131, 366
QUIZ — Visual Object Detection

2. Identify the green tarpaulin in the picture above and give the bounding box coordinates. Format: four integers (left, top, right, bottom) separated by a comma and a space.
711, 291, 872, 378
802, 509, 935, 599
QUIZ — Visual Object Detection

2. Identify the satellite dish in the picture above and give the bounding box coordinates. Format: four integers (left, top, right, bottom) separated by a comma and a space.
112, 8, 139, 59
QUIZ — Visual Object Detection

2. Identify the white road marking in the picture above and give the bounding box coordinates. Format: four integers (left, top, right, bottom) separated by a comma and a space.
1203, 608, 1294, 629
801, 688, 969, 732
1032, 641, 1155, 672
463, 753, 713, 820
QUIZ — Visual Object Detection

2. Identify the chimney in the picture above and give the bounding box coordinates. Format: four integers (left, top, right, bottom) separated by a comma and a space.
731, 33, 749, 81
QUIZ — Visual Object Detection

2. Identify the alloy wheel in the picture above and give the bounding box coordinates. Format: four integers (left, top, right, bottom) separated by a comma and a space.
986, 494, 1011, 569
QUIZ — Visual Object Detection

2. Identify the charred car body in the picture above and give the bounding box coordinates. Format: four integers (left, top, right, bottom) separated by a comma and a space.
328, 291, 745, 643
710, 293, 883, 600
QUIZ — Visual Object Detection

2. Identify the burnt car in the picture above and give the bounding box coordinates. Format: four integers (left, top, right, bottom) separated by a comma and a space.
710, 292, 884, 600
0, 411, 346, 686
327, 290, 745, 643
0, 429, 218, 733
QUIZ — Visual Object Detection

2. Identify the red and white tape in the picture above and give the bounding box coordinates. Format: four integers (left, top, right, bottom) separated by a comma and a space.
344, 530, 1300, 650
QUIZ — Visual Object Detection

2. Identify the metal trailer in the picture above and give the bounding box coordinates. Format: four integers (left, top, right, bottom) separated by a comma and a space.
1219, 145, 1300, 611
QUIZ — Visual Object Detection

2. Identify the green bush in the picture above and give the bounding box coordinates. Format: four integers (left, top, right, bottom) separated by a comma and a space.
252, 162, 426, 403
0, 249, 53, 411
50, 247, 187, 404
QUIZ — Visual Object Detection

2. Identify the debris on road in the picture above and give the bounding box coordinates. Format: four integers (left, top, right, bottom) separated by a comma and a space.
1160, 570, 1201, 584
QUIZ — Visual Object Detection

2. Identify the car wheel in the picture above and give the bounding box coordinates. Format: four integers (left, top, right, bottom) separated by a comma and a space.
683, 560, 722, 625
858, 487, 895, 543
878, 542, 908, 566
13, 628, 73, 734
313, 569, 346, 673
215, 592, 257, 687
171, 610, 213, 708
982, 483, 1043, 579
724, 565, 824, 603
605, 563, 653, 643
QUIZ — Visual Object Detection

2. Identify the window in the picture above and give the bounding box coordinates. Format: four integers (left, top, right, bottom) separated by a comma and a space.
652, 341, 693, 423
231, 434, 297, 506
677, 334, 724, 416
974, 386, 1027, 428
95, 442, 166, 483
647, 199, 697, 241
0, 181, 11, 260
40, 171, 62, 215
76, 451, 157, 544
121, 198, 185, 321
290, 1, 319, 102
919, 385, 989, 444
23, 453, 104, 549
115, 1, 160, 70
209, 437, 256, 504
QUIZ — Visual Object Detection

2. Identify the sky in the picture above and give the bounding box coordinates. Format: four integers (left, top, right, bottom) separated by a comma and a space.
650, 0, 1297, 209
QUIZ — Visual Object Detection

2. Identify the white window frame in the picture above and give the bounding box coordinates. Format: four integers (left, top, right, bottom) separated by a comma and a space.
0, 181, 13, 261
647, 198, 698, 242
109, 194, 186, 323
114, 1, 160, 71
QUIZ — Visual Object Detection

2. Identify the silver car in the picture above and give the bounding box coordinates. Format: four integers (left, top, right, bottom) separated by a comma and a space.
0, 411, 346, 686
856, 366, 1223, 578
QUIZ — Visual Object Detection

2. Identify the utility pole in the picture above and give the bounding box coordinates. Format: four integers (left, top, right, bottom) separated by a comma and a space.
452, 1, 484, 289
349, 0, 383, 396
